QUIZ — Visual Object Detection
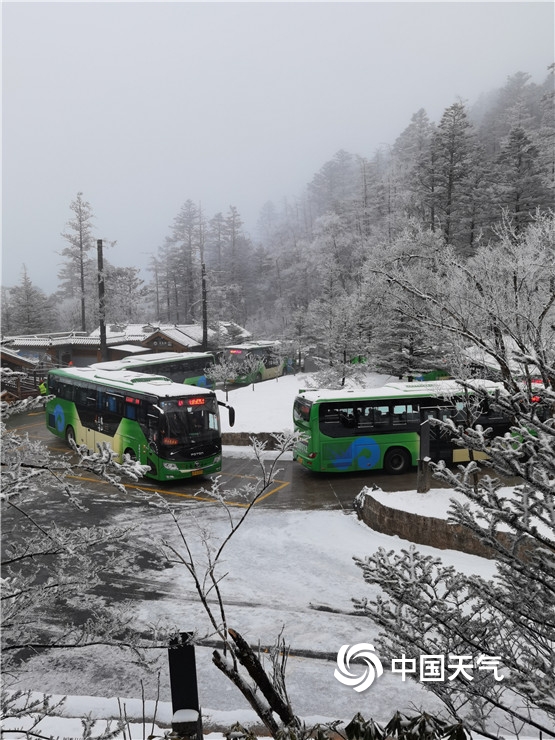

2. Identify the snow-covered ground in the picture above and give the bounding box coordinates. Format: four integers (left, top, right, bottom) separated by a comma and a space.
3, 373, 529, 738
218, 372, 313, 434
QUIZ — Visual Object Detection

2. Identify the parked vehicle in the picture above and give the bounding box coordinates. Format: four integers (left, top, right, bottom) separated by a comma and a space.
293, 380, 511, 474
91, 351, 215, 387
45, 366, 234, 481
221, 342, 285, 383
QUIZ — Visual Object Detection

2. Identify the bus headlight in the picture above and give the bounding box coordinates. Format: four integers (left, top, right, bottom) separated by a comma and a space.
163, 462, 179, 471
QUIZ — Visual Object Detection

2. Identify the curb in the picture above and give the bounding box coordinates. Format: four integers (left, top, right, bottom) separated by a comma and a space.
222, 432, 285, 449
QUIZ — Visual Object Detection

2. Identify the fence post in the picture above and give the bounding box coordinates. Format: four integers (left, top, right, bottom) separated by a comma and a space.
417, 419, 431, 493
168, 632, 203, 739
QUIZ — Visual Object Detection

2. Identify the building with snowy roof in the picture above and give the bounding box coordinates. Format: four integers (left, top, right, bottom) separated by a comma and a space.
2, 322, 251, 368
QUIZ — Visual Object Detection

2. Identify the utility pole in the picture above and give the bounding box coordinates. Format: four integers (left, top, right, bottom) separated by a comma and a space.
417, 419, 431, 493
198, 203, 208, 351
201, 262, 208, 351
97, 239, 108, 361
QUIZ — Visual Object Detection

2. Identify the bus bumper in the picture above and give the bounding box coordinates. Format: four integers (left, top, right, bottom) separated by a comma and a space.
153, 455, 222, 481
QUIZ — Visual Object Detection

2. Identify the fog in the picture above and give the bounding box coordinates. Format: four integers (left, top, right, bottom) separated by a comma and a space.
2, 1, 553, 294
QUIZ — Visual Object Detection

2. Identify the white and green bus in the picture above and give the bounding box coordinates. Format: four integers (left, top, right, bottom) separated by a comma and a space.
91, 351, 216, 388
222, 342, 285, 384
45, 366, 234, 482
293, 380, 511, 475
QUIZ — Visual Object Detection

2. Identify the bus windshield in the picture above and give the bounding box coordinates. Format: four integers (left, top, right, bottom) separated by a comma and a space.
158, 396, 219, 442
226, 349, 247, 363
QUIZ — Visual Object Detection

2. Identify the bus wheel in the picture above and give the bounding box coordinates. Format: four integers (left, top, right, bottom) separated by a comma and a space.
255, 372, 263, 383
124, 447, 137, 462
384, 447, 411, 475
65, 426, 76, 447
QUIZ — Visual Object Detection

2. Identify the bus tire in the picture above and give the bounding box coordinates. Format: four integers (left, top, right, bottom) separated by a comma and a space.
384, 447, 411, 475
65, 426, 76, 447
124, 447, 137, 462
255, 372, 263, 383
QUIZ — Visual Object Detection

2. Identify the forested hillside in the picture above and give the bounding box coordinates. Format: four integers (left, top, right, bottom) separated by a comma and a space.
3, 69, 554, 380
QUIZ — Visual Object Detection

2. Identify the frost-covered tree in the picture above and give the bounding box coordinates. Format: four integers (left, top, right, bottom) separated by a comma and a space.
391, 108, 437, 227
354, 214, 555, 737
104, 264, 149, 323
218, 206, 256, 323
3, 265, 58, 335
306, 149, 360, 220
367, 211, 555, 389
354, 370, 555, 736
364, 222, 453, 378
495, 125, 550, 230
433, 102, 477, 249
58, 192, 96, 332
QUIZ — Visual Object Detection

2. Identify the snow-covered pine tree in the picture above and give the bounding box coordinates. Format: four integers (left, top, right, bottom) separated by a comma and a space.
57, 192, 96, 332
4, 266, 59, 335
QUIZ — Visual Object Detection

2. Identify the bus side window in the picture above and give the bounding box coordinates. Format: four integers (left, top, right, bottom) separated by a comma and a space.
320, 404, 342, 434
165, 363, 181, 381
390, 404, 421, 426
96, 391, 105, 411
339, 409, 356, 428
265, 354, 281, 368
124, 396, 139, 420
58, 379, 71, 400
75, 386, 90, 407
357, 405, 374, 428
393, 404, 407, 425
371, 404, 391, 426
105, 393, 119, 413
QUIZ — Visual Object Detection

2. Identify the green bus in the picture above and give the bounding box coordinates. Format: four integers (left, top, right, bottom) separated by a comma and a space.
292, 380, 511, 475
45, 366, 235, 482
222, 342, 285, 384
91, 351, 215, 388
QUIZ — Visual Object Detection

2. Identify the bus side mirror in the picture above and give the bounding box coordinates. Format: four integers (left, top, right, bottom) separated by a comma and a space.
218, 400, 235, 428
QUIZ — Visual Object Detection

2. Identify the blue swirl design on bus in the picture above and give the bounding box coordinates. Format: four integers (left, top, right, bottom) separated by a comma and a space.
329, 437, 381, 470
54, 404, 65, 433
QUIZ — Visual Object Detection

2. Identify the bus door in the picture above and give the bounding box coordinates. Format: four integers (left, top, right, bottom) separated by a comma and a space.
86, 389, 110, 450
73, 384, 99, 449
419, 405, 455, 463
96, 390, 123, 439
85, 419, 98, 451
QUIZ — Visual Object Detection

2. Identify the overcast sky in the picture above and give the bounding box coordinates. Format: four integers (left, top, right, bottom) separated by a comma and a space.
2, 1, 553, 295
